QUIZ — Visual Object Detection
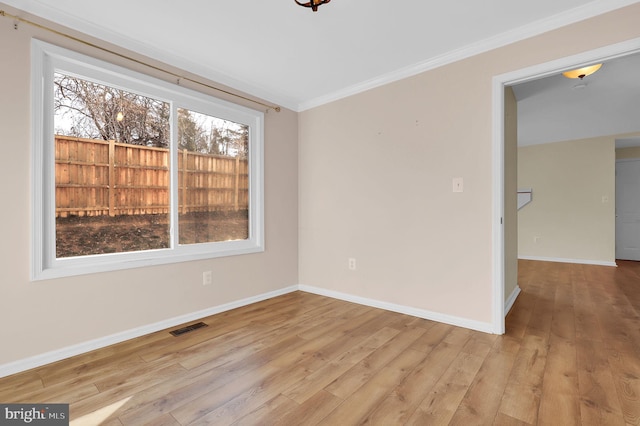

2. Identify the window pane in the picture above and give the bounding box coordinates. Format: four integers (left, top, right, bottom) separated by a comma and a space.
177, 108, 249, 244
54, 73, 170, 258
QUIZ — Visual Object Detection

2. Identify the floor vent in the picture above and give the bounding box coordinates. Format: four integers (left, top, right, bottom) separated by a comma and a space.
170, 322, 208, 336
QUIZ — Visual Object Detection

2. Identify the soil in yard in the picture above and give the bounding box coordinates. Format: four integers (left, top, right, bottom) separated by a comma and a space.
56, 210, 249, 258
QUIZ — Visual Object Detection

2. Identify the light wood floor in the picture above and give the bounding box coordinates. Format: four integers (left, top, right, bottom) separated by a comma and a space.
1, 260, 639, 425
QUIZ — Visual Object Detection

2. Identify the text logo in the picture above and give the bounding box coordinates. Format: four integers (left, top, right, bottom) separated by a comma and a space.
1, 404, 68, 425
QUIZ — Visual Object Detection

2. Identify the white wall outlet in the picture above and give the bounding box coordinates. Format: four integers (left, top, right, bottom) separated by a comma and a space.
202, 271, 212, 286
534, 236, 541, 243
453, 177, 463, 193
348, 258, 357, 270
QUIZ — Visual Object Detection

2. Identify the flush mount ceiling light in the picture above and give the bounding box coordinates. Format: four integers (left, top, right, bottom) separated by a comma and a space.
562, 64, 602, 79
295, 0, 331, 12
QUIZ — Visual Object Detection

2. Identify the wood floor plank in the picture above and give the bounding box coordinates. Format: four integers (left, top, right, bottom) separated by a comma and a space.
523, 289, 554, 338
573, 286, 605, 342
1, 261, 638, 426
447, 346, 518, 425
139, 413, 180, 426
175, 310, 393, 425
68, 395, 133, 426
461, 331, 497, 358
318, 348, 427, 425
3, 381, 99, 406
194, 365, 310, 425
272, 390, 343, 426
576, 337, 625, 426
409, 322, 454, 353
118, 328, 328, 424
139, 294, 333, 363
497, 269, 554, 425
491, 335, 522, 356
115, 347, 280, 425
69, 362, 188, 420
607, 347, 640, 425
403, 351, 485, 425
282, 326, 400, 404
173, 308, 345, 371
31, 333, 165, 386
166, 308, 378, 424
497, 344, 548, 424
508, 288, 534, 323
167, 360, 285, 425
537, 334, 580, 425
365, 331, 476, 424
492, 412, 531, 425
0, 371, 43, 400
323, 327, 427, 399
231, 394, 299, 426
136, 292, 326, 360
37, 351, 148, 388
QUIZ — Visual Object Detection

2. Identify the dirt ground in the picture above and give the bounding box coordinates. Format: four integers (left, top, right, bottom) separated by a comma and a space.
56, 211, 249, 258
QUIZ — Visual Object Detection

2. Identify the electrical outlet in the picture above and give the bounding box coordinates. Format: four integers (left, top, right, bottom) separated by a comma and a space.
348, 258, 357, 270
202, 271, 212, 286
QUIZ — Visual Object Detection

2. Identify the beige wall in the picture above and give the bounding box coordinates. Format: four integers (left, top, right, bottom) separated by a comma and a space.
0, 7, 298, 366
3, 2, 640, 370
299, 4, 640, 325
518, 137, 616, 263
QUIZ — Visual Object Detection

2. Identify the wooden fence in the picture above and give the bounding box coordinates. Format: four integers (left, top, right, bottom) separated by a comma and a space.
55, 135, 248, 218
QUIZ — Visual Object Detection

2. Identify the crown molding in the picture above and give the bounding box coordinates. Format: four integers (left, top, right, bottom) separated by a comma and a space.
298, 0, 640, 111
3, 0, 638, 113
0, 0, 299, 111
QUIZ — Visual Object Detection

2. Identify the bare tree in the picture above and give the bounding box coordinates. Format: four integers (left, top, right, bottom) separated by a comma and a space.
55, 73, 169, 147
55, 72, 248, 156
208, 123, 248, 158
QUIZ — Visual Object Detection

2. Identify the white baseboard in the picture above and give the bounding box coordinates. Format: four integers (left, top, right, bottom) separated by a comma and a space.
298, 285, 494, 334
1, 282, 504, 378
505, 285, 521, 315
0, 285, 298, 379
518, 255, 617, 267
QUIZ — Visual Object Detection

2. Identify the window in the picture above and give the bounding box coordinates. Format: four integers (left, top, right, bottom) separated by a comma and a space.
32, 40, 264, 280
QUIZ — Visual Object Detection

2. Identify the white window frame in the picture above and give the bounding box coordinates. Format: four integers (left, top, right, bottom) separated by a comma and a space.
31, 40, 264, 280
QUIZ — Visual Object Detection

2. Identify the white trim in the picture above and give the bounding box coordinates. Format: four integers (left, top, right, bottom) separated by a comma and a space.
0, 285, 298, 379
505, 285, 521, 315
299, 0, 639, 111
1, 0, 300, 111
3, 0, 636, 112
491, 36, 640, 337
518, 256, 617, 267
491, 73, 506, 335
31, 40, 265, 280
298, 285, 494, 334
1, 279, 527, 378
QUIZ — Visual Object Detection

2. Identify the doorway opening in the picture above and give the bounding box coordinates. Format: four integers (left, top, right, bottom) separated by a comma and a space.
492, 37, 640, 334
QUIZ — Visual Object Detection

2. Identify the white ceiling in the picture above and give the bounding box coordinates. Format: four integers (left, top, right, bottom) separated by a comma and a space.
512, 52, 640, 147
2, 0, 638, 112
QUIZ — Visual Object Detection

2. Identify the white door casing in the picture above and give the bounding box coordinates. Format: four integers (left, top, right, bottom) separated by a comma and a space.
492, 37, 640, 335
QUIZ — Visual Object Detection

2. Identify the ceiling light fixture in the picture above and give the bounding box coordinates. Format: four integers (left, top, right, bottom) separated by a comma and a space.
562, 64, 602, 79
295, 0, 331, 12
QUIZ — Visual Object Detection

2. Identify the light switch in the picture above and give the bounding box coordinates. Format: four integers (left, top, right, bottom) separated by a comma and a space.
453, 177, 463, 193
